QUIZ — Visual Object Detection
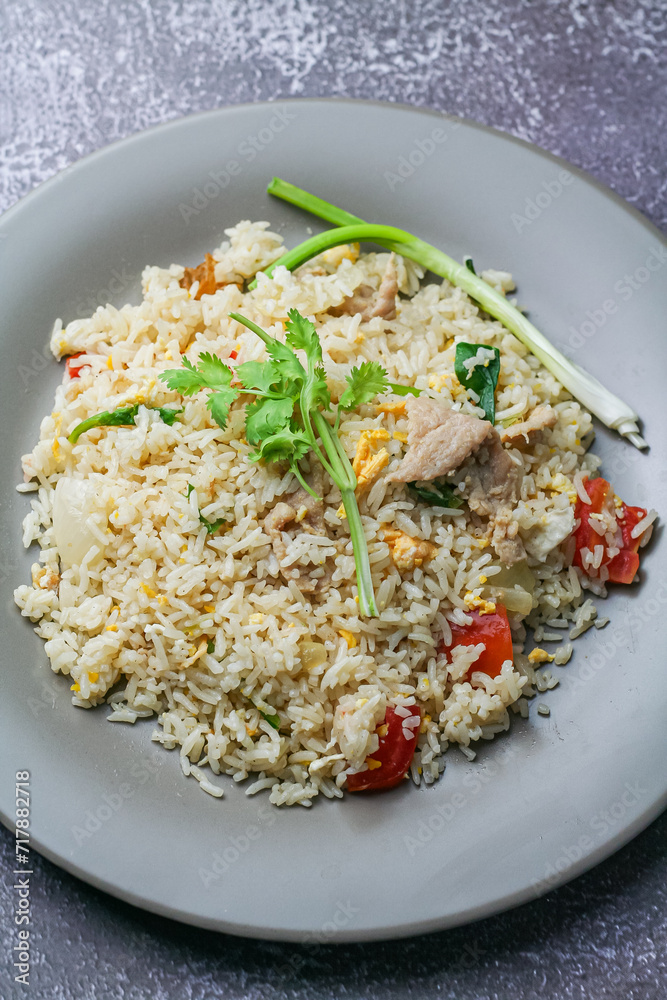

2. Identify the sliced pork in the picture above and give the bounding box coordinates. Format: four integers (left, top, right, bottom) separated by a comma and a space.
390, 397, 526, 565
388, 397, 492, 483
263, 469, 331, 593
330, 254, 398, 321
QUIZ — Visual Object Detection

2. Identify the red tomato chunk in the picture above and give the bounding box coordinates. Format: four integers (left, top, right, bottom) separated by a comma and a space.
65, 352, 91, 379
347, 704, 420, 792
442, 604, 513, 680
572, 476, 647, 585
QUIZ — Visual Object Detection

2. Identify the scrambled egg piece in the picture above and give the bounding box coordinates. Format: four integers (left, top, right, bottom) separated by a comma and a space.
337, 429, 390, 519
428, 372, 463, 397
353, 429, 390, 489
185, 638, 209, 666
376, 400, 407, 416
339, 629, 357, 649
528, 647, 554, 664
31, 565, 60, 590
548, 472, 577, 504
321, 243, 360, 267
383, 529, 438, 571
464, 592, 497, 615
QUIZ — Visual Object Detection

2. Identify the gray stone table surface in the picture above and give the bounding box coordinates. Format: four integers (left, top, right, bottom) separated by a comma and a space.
0, 1, 665, 998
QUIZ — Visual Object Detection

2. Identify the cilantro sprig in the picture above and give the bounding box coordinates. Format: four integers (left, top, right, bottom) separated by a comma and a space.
159, 309, 389, 615
161, 352, 238, 429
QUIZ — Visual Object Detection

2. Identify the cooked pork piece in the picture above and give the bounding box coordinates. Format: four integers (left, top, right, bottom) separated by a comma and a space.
464, 433, 522, 516
461, 431, 526, 565
389, 396, 526, 565
370, 254, 398, 320
487, 508, 526, 566
263, 469, 331, 593
388, 397, 492, 483
330, 254, 398, 321
500, 405, 557, 443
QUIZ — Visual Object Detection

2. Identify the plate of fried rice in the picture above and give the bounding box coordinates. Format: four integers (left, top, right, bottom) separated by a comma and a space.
0, 100, 665, 941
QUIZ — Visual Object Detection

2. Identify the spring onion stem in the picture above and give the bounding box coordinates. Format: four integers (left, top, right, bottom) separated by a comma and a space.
265, 178, 647, 450
312, 411, 376, 617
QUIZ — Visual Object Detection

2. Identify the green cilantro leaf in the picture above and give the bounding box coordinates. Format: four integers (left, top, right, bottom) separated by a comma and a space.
159, 353, 239, 429
339, 361, 389, 411
248, 424, 311, 466
159, 358, 206, 397
387, 381, 420, 398
454, 343, 501, 423
195, 352, 236, 389
245, 396, 295, 445
221, 309, 388, 617
284, 309, 330, 421
236, 360, 281, 394
229, 312, 307, 386
284, 308, 322, 363
207, 388, 238, 430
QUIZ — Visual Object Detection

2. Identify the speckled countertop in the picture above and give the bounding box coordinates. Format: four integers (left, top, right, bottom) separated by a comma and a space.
1, 2, 666, 998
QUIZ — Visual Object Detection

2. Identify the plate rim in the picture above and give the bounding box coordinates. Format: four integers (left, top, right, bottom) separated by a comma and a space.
2, 96, 665, 248
0, 97, 665, 942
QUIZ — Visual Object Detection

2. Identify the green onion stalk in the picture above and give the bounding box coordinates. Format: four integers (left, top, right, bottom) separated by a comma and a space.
257, 178, 646, 450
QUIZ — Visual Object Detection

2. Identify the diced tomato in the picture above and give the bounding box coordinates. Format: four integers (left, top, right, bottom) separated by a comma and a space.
65, 352, 90, 379
606, 549, 640, 585
607, 502, 646, 583
441, 604, 513, 680
572, 476, 646, 585
572, 476, 610, 565
229, 349, 238, 361
618, 503, 647, 550
347, 704, 420, 792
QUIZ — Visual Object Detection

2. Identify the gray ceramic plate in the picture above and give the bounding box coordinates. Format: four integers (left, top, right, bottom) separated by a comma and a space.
0, 100, 665, 942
